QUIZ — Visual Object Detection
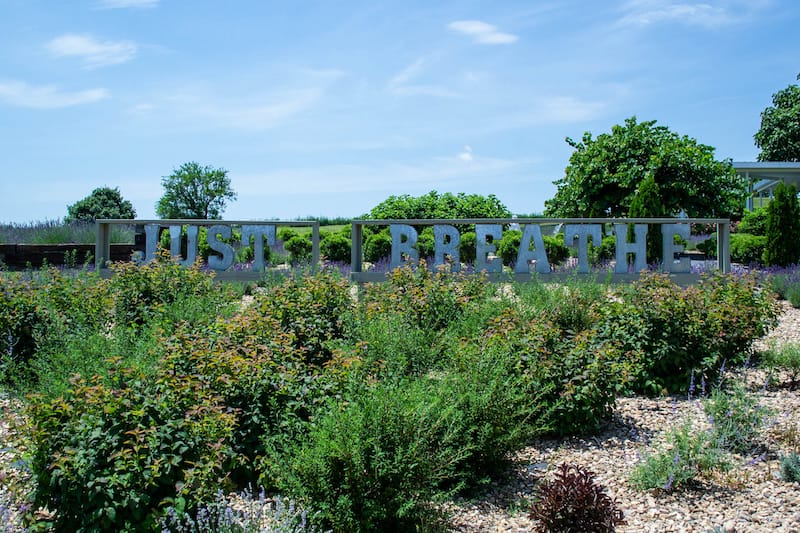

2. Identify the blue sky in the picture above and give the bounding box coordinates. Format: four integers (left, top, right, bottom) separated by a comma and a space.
1, 0, 798, 223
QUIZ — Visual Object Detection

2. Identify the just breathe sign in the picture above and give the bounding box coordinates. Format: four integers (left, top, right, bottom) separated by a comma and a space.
95, 217, 731, 282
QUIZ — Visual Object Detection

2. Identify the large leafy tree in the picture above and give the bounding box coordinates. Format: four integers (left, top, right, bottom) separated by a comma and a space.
66, 186, 136, 223
754, 74, 800, 161
544, 117, 746, 218
156, 162, 237, 219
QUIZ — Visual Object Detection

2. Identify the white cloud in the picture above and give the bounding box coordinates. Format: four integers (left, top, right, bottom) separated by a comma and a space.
387, 57, 459, 98
448, 20, 518, 44
46, 33, 138, 69
458, 145, 474, 162
0, 80, 109, 108
618, 1, 735, 27
96, 0, 158, 8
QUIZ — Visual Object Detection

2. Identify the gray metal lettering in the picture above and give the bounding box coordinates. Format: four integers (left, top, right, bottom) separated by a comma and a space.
614, 223, 647, 273
390, 224, 419, 269
241, 225, 276, 271
564, 224, 602, 273
433, 224, 460, 272
207, 225, 235, 270
476, 224, 502, 273
515, 224, 550, 274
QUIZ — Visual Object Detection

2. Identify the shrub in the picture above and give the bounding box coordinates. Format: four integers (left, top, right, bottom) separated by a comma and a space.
530, 463, 625, 533
589, 234, 616, 266
108, 249, 218, 328
737, 207, 768, 236
543, 234, 570, 265
254, 271, 353, 365
459, 231, 477, 263
607, 272, 780, 394
629, 419, 730, 492
29, 368, 240, 531
497, 229, 522, 266
780, 452, 800, 483
361, 262, 489, 331
764, 182, 800, 266
479, 308, 641, 435
364, 230, 392, 263
285, 235, 312, 262
320, 232, 351, 263
278, 226, 299, 243
697, 232, 717, 258
262, 378, 476, 531
703, 381, 772, 453
416, 226, 435, 259
729, 233, 767, 265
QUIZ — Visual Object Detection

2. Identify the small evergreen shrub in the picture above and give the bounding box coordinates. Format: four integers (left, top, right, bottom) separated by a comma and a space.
530, 463, 625, 533
780, 452, 800, 482
543, 235, 570, 265
764, 182, 800, 266
364, 230, 392, 263
320, 232, 351, 263
459, 231, 477, 263
285, 235, 312, 262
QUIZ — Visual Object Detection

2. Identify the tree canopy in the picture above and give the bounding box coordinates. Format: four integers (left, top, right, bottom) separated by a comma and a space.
66, 186, 136, 223
754, 74, 800, 162
156, 162, 237, 219
544, 117, 746, 218
367, 191, 511, 221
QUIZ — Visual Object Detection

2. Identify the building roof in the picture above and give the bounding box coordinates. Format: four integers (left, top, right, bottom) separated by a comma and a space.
733, 161, 800, 194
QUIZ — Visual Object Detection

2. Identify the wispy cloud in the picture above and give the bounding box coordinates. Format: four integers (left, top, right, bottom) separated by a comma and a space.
448, 20, 518, 44
458, 145, 474, 162
46, 33, 138, 69
618, 1, 736, 28
387, 57, 459, 98
0, 80, 109, 108
96, 0, 158, 8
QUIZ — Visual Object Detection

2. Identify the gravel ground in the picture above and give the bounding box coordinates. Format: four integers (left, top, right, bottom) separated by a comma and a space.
447, 300, 800, 533
1, 303, 799, 532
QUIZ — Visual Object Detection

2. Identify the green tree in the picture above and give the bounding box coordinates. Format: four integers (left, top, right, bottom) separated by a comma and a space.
544, 117, 746, 218
754, 74, 800, 162
627, 175, 665, 264
65, 186, 136, 223
764, 182, 800, 266
156, 162, 237, 219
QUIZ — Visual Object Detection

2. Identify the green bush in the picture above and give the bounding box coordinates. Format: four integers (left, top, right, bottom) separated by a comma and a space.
361, 262, 489, 331
697, 233, 717, 258
605, 272, 780, 394
254, 271, 353, 365
497, 229, 522, 266
703, 382, 772, 453
108, 250, 218, 328
278, 226, 299, 243
263, 358, 548, 532
285, 235, 312, 262
543, 234, 570, 265
320, 232, 351, 263
416, 226, 435, 259
478, 307, 641, 435
629, 419, 730, 492
780, 452, 800, 483
29, 368, 239, 531
459, 231, 477, 263
737, 207, 768, 236
764, 182, 800, 266
729, 233, 767, 265
364, 230, 392, 263
589, 234, 616, 266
